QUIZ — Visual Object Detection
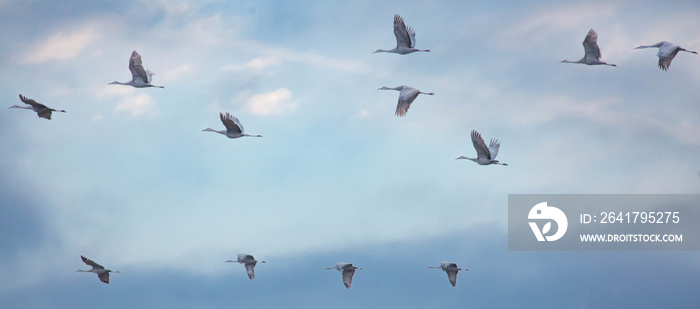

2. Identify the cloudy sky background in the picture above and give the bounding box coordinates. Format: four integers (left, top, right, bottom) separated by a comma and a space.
1, 0, 699, 307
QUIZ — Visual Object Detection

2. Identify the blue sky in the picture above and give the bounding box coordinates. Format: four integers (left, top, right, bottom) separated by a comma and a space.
1, 0, 699, 308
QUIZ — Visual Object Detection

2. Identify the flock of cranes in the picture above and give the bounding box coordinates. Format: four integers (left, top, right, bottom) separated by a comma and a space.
560, 28, 696, 70
77, 254, 467, 288
8, 12, 696, 291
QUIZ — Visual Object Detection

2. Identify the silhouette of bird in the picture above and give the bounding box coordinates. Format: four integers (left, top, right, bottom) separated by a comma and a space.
109, 51, 164, 88
561, 29, 616, 67
202, 112, 262, 138
427, 261, 468, 287
456, 130, 508, 166
9, 94, 66, 120
634, 41, 697, 71
377, 85, 434, 117
225, 254, 265, 280
76, 256, 119, 284
374, 14, 430, 55
324, 262, 362, 289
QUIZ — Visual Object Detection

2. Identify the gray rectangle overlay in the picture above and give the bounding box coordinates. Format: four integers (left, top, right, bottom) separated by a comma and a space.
508, 194, 700, 251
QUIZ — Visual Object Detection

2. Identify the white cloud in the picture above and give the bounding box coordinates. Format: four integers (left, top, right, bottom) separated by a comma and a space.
163, 64, 194, 81
21, 28, 98, 64
113, 94, 157, 117
511, 94, 700, 146
246, 88, 298, 116
183, 14, 235, 46
358, 109, 371, 119
220, 57, 278, 73
229, 39, 371, 73
499, 3, 617, 49
98, 85, 135, 97
516, 4, 616, 34
91, 114, 104, 123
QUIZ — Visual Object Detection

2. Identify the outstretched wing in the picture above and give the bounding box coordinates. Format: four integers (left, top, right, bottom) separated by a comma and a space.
393, 14, 413, 49
470, 130, 491, 160
244, 263, 256, 280
219, 112, 243, 134
341, 268, 356, 289
98, 272, 110, 284
446, 269, 458, 287
129, 51, 149, 83
582, 29, 602, 61
395, 87, 420, 117
19, 94, 47, 109
36, 109, 53, 120
658, 45, 680, 71
488, 138, 501, 159
81, 255, 105, 270
407, 27, 417, 48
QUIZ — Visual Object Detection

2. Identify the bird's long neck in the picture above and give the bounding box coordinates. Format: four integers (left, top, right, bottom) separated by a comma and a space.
419, 91, 434, 95
242, 133, 262, 137
9, 105, 32, 110
636, 43, 663, 49
373, 48, 396, 54
203, 128, 226, 135
456, 156, 477, 162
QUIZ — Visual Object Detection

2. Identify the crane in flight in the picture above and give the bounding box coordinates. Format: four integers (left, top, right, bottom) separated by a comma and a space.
456, 130, 508, 166
9, 94, 66, 120
324, 262, 362, 289
377, 85, 434, 117
634, 41, 697, 71
76, 256, 119, 284
202, 112, 262, 138
109, 51, 164, 88
427, 261, 468, 287
561, 29, 616, 67
225, 254, 265, 280
374, 14, 430, 55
